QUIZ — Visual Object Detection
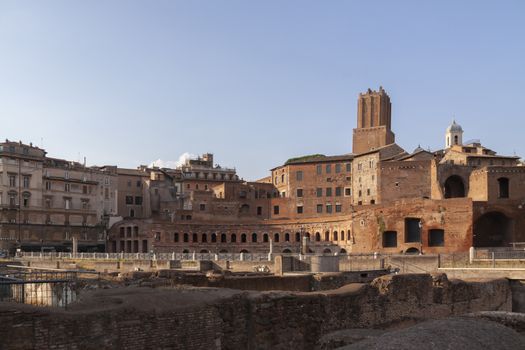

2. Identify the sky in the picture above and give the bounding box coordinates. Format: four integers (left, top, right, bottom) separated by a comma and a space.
1, 1, 524, 180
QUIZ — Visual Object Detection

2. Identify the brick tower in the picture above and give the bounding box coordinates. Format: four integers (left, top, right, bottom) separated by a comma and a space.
352, 87, 395, 154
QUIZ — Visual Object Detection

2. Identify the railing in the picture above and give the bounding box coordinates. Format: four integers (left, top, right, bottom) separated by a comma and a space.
0, 271, 77, 308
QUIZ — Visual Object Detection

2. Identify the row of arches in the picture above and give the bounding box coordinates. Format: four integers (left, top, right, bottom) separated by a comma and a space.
172, 230, 353, 244
444, 175, 511, 199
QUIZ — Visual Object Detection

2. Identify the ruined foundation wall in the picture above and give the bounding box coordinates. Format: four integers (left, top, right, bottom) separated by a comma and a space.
0, 274, 512, 350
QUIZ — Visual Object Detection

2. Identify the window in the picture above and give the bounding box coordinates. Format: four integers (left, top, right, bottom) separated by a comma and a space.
346, 163, 351, 172
285, 233, 290, 242
295, 232, 300, 242
125, 196, 133, 205
252, 233, 257, 243
498, 178, 509, 198
326, 188, 332, 196
383, 231, 397, 247
326, 204, 332, 213
64, 199, 71, 210
428, 229, 445, 247
316, 188, 322, 197
316, 165, 322, 175
45, 181, 51, 191
315, 232, 321, 242
335, 187, 342, 196
274, 233, 280, 242
257, 206, 262, 215
135, 196, 143, 205
335, 204, 342, 212
221, 234, 227, 243
129, 209, 135, 217
367, 189, 371, 196
211, 233, 217, 243
296, 171, 303, 181
241, 234, 247, 243
325, 164, 331, 173
183, 233, 189, 242
193, 233, 198, 242
317, 204, 323, 213
405, 218, 421, 243
281, 191, 286, 198
64, 171, 69, 179
297, 206, 303, 214
174, 232, 179, 242
273, 206, 280, 215
23, 176, 30, 188
335, 164, 341, 173
136, 180, 141, 187
82, 185, 88, 194
263, 234, 268, 243
358, 190, 362, 197
23, 197, 29, 208
199, 203, 206, 211
202, 234, 207, 243
345, 188, 351, 196
281, 174, 285, 183
65, 183, 70, 192
9, 175, 16, 187
296, 189, 303, 197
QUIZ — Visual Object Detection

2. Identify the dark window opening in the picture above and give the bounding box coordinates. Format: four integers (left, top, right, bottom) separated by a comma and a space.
428, 229, 445, 247
382, 231, 397, 247
498, 177, 509, 198
231, 234, 237, 243
274, 233, 280, 243
252, 233, 257, 242
405, 218, 421, 243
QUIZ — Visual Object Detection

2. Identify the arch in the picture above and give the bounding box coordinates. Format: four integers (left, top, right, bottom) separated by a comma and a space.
211, 233, 217, 243
263, 233, 269, 243
252, 233, 258, 243
405, 247, 420, 254
183, 233, 189, 243
474, 211, 512, 247
454, 135, 459, 145
192, 233, 198, 243
231, 233, 237, 243
274, 233, 280, 243
241, 233, 247, 243
333, 231, 338, 241
240, 204, 250, 213
498, 177, 509, 198
221, 233, 227, 243
295, 232, 300, 242
325, 231, 330, 241
444, 175, 465, 198
282, 248, 292, 253
240, 249, 249, 254
201, 233, 208, 243
323, 248, 332, 254
315, 232, 321, 242
339, 248, 347, 254
305, 232, 310, 240
347, 230, 351, 241
285, 233, 290, 242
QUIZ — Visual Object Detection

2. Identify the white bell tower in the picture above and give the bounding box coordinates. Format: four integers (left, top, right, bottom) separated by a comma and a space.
445, 120, 463, 148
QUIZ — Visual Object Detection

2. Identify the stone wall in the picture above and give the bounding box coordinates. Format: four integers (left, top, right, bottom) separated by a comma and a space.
0, 274, 511, 350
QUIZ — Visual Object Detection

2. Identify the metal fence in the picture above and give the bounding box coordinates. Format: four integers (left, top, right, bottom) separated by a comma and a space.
0, 271, 77, 308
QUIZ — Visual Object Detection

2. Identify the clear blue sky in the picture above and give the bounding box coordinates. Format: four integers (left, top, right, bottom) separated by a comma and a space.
1, 1, 524, 180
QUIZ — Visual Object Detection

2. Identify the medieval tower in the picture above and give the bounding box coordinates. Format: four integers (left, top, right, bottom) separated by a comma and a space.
352, 87, 395, 154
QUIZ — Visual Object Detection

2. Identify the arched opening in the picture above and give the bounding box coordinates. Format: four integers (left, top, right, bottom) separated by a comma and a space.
231, 234, 237, 243
305, 232, 310, 240
202, 233, 207, 243
211, 233, 217, 243
282, 248, 292, 253
240, 204, 250, 213
347, 230, 351, 241
285, 233, 290, 242
192, 233, 198, 243
200, 249, 209, 253
325, 231, 330, 241
340, 248, 347, 254
274, 233, 280, 242
444, 175, 465, 198
183, 233, 189, 243
454, 135, 459, 145
241, 234, 247, 243
333, 231, 338, 241
323, 248, 332, 255
474, 212, 512, 247
240, 249, 249, 254
405, 247, 420, 254
498, 177, 509, 198
295, 232, 300, 242
263, 234, 268, 243
221, 233, 227, 243
315, 232, 321, 242
252, 233, 257, 243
